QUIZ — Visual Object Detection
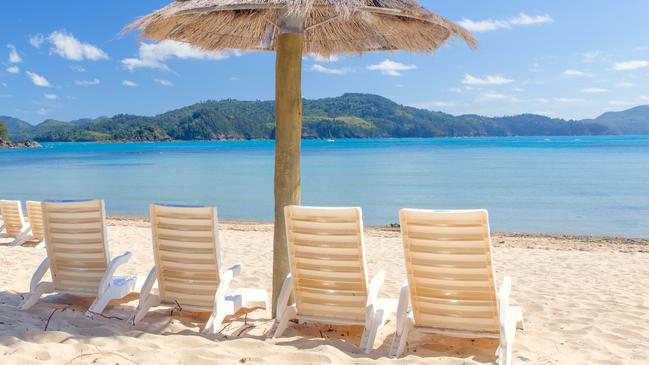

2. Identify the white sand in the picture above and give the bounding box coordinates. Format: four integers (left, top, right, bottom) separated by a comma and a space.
1, 219, 648, 364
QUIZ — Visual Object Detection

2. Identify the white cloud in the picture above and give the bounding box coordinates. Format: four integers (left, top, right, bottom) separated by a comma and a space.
581, 88, 609, 94
581, 51, 605, 63
608, 100, 634, 107
70, 65, 86, 72
304, 54, 339, 62
122, 80, 137, 87
154, 79, 173, 86
532, 98, 551, 103
479, 92, 508, 100
458, 13, 553, 32
48, 31, 108, 61
639, 96, 649, 102
5, 66, 20, 74
462, 74, 514, 85
36, 108, 51, 116
310, 64, 349, 75
366, 59, 416, 76
613, 60, 649, 71
26, 71, 52, 87
616, 81, 634, 88
44, 93, 59, 100
554, 97, 586, 103
29, 34, 45, 49
562, 69, 592, 78
448, 87, 463, 93
75, 78, 100, 86
7, 45, 22, 63
122, 40, 238, 71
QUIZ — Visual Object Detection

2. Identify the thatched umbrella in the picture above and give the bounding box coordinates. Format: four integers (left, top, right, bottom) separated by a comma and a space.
126, 0, 476, 317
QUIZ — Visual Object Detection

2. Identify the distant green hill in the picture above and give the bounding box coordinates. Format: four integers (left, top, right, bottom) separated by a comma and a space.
0, 115, 34, 141
588, 105, 649, 134
3, 93, 647, 142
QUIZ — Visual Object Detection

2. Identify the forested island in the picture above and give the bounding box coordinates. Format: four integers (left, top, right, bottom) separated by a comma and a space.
2, 93, 648, 143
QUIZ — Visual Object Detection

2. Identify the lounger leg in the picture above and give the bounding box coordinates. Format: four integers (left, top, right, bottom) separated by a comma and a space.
87, 276, 137, 317
510, 306, 525, 330
18, 282, 55, 310
272, 305, 297, 339
362, 307, 385, 354
129, 267, 159, 325
360, 303, 373, 351
389, 282, 412, 358
18, 258, 51, 310
87, 285, 118, 316
269, 273, 294, 339
10, 226, 34, 246
204, 309, 229, 335
499, 336, 514, 365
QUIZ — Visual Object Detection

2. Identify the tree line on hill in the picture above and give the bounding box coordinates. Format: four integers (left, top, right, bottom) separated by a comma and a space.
2, 93, 649, 143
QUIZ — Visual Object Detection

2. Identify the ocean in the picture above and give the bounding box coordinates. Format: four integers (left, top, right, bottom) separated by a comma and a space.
1, 136, 648, 237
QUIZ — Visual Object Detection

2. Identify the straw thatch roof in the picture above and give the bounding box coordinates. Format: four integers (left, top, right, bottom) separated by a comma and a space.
126, 0, 477, 57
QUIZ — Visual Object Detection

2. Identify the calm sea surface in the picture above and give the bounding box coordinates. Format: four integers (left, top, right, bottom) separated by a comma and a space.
1, 136, 648, 237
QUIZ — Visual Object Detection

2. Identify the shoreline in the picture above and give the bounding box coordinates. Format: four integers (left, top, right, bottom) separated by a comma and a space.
11, 134, 647, 146
108, 216, 649, 252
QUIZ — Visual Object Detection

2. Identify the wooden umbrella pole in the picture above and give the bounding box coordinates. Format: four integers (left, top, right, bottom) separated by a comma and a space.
272, 14, 304, 318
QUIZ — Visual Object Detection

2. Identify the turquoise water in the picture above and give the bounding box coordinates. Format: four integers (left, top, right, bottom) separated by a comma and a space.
1, 136, 648, 237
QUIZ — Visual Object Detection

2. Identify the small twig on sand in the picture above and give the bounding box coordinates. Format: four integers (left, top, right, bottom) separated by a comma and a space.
63, 351, 139, 365
244, 312, 248, 325
170, 300, 183, 317
236, 325, 255, 337
216, 322, 232, 336
44, 308, 59, 331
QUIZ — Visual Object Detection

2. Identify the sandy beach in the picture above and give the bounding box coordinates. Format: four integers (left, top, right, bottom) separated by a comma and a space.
1, 218, 648, 365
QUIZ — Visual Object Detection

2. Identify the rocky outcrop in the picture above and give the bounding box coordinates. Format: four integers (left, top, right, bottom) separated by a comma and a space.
0, 138, 42, 148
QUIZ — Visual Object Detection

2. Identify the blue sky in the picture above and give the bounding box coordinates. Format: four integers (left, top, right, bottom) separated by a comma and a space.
1, 0, 648, 124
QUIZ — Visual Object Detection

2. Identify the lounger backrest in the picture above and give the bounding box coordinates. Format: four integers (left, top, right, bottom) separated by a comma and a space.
400, 209, 500, 334
0, 200, 26, 236
26, 201, 45, 241
150, 204, 221, 312
42, 200, 110, 295
285, 206, 369, 323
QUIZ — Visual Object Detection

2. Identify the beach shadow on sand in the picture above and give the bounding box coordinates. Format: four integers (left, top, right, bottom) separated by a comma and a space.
0, 290, 498, 364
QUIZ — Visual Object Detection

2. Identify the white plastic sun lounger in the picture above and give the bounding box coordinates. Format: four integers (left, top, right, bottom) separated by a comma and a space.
0, 200, 34, 246
389, 209, 524, 365
25, 200, 46, 247
18, 200, 137, 316
129, 204, 268, 334
272, 206, 395, 353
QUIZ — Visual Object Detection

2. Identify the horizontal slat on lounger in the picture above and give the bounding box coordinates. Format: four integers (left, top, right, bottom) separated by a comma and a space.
416, 312, 499, 332
299, 302, 366, 319
297, 277, 365, 292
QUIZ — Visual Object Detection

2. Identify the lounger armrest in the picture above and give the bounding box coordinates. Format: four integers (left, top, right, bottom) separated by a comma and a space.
224, 264, 242, 278
30, 257, 50, 293
367, 271, 386, 307
212, 264, 240, 312
98, 251, 132, 295
498, 276, 513, 340
275, 274, 293, 321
